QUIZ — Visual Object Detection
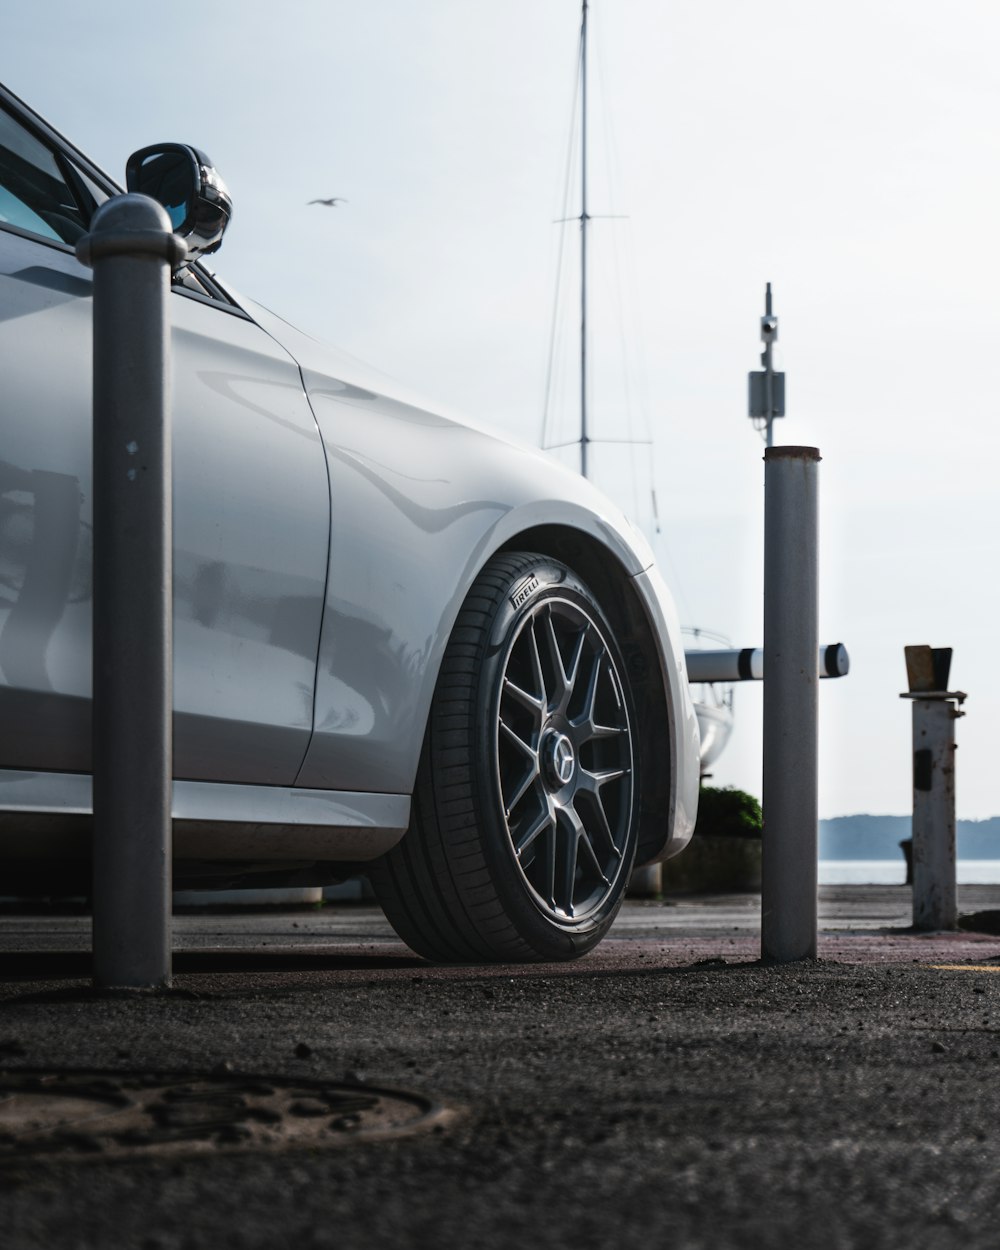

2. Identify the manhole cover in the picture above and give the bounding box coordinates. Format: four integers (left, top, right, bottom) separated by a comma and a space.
0, 1070, 457, 1164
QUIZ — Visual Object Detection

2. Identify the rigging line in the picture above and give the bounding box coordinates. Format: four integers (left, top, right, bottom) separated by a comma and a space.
541, 82, 580, 454
622, 223, 653, 438
546, 201, 577, 454
630, 443, 641, 532
596, 19, 654, 458
544, 228, 568, 451
620, 222, 642, 524
654, 529, 697, 629
604, 58, 652, 444
621, 219, 662, 541
541, 25, 583, 453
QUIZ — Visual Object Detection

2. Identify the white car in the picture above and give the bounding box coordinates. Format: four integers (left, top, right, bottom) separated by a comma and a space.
0, 81, 699, 962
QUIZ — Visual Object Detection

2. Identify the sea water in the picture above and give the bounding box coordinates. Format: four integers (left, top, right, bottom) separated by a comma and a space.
819, 860, 1000, 885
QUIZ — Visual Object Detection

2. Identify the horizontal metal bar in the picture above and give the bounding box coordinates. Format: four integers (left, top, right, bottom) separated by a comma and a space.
684, 642, 849, 684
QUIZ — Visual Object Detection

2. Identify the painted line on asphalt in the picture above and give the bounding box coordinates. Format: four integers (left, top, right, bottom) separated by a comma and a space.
929, 964, 1000, 972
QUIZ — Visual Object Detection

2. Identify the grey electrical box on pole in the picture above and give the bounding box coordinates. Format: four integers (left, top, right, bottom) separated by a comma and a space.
748, 283, 785, 447
901, 646, 965, 932
76, 195, 187, 990
761, 446, 820, 963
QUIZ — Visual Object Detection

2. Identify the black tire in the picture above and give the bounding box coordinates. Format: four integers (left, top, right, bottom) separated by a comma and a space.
370, 552, 640, 962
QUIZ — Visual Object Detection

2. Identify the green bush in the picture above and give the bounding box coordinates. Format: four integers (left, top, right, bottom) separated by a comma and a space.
694, 786, 763, 839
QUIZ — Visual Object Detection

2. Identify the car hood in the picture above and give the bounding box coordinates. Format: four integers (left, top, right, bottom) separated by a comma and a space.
233, 290, 657, 576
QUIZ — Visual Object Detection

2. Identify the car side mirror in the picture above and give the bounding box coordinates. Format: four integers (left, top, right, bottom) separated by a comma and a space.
125, 144, 232, 260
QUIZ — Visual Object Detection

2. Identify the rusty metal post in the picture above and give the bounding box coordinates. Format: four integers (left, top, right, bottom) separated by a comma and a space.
761, 446, 820, 963
902, 646, 965, 931
77, 195, 186, 990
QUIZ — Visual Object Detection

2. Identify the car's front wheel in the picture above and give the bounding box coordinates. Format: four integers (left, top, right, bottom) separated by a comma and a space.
370, 552, 639, 962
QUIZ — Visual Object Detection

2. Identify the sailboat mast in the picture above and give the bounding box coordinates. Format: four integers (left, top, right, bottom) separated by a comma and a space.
579, 0, 590, 479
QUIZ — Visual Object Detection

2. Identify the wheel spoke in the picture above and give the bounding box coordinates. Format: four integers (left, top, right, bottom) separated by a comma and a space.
575, 782, 622, 859
542, 608, 582, 713
579, 650, 603, 727
563, 626, 588, 704
581, 766, 630, 789
515, 804, 554, 857
574, 808, 613, 887
570, 647, 630, 744
542, 817, 558, 909
499, 717, 535, 761
503, 675, 543, 716
542, 611, 592, 716
527, 618, 548, 710
504, 760, 540, 819
555, 807, 581, 916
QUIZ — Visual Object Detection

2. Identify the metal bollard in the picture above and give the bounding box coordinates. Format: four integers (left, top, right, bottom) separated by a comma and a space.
761, 446, 820, 963
902, 646, 965, 931
76, 196, 187, 990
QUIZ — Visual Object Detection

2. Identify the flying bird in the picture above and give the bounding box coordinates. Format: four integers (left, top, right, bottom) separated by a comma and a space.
308, 197, 348, 207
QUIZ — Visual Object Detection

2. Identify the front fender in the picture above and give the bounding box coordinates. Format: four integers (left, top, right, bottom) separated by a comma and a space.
244, 299, 695, 857
293, 372, 655, 796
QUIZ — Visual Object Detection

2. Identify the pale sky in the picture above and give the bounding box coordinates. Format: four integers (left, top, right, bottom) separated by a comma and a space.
6, 1, 1000, 818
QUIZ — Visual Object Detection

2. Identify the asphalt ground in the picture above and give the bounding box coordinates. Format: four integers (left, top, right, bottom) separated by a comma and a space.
4, 886, 1000, 1249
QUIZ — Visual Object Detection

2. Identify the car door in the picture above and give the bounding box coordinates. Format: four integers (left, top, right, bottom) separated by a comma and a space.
0, 98, 330, 785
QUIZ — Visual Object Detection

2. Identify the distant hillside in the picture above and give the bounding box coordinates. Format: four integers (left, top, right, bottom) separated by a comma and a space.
819, 815, 1000, 860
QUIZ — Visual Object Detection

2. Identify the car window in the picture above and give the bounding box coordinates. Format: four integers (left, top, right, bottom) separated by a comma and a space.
0, 182, 60, 239
0, 105, 96, 245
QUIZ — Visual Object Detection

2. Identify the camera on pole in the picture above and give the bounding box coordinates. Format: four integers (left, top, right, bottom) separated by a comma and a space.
748, 282, 785, 446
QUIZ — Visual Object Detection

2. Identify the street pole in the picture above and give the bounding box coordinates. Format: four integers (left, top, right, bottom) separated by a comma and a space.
761, 446, 820, 963
77, 194, 187, 990
579, 0, 590, 480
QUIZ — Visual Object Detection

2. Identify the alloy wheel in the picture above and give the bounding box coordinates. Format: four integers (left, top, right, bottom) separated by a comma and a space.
494, 596, 635, 923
